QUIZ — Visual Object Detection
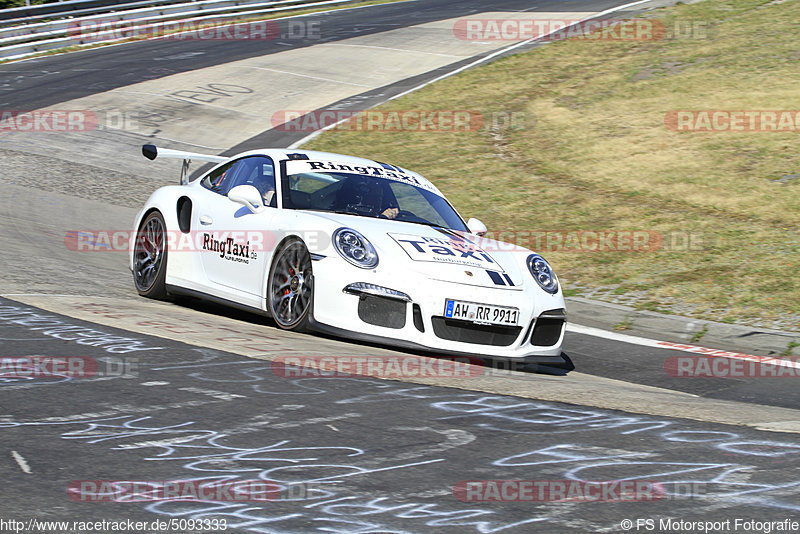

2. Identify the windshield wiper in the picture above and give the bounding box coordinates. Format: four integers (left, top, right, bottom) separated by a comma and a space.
395, 219, 463, 232
300, 209, 466, 233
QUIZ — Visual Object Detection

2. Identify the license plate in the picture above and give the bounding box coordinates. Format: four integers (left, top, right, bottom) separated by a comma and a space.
444, 299, 519, 326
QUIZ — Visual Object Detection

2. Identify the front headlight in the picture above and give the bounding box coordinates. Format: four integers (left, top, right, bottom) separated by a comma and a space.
333, 228, 379, 269
526, 254, 558, 294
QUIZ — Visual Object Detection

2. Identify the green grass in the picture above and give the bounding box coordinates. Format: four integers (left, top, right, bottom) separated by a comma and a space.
780, 341, 799, 357
305, 0, 800, 330
1, 0, 44, 8
614, 317, 633, 331
691, 324, 709, 343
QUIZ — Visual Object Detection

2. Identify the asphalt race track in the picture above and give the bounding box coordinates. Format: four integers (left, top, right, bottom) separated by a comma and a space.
1, 0, 799, 532
3, 297, 800, 533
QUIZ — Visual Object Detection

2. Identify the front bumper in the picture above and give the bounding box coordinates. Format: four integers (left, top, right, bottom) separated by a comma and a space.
310, 262, 567, 362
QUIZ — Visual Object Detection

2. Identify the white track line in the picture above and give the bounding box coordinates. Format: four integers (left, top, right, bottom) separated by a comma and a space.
568, 323, 663, 348
289, 0, 654, 148
11, 450, 32, 474
325, 43, 463, 58
568, 323, 800, 369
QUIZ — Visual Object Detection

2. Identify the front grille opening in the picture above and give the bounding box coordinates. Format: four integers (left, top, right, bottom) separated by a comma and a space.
412, 304, 425, 332
431, 317, 521, 346
530, 315, 565, 346
357, 294, 407, 329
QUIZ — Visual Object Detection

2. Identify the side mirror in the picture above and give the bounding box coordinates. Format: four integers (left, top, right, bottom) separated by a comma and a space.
228, 185, 265, 213
467, 217, 487, 236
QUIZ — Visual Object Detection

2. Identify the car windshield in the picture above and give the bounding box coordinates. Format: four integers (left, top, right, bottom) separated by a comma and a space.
282, 170, 468, 231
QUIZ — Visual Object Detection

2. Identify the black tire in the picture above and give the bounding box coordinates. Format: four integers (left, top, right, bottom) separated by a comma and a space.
133, 211, 168, 299
267, 238, 313, 331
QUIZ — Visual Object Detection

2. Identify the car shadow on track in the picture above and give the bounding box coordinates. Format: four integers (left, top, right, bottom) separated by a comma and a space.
167, 294, 574, 376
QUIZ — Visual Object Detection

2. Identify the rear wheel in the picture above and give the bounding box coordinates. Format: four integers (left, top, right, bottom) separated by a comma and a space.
268, 239, 313, 330
133, 211, 168, 299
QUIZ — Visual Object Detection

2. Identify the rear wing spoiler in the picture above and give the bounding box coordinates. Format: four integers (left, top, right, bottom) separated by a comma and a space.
142, 144, 227, 185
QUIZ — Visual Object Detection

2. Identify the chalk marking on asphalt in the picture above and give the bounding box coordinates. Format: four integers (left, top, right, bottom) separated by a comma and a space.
164, 93, 264, 115
151, 361, 259, 371
117, 433, 216, 450
568, 323, 800, 369
289, 0, 654, 148
11, 450, 31, 474
303, 458, 445, 484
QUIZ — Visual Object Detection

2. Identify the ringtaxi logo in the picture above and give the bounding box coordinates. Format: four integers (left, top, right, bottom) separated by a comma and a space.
453, 480, 665, 502
68, 480, 280, 502
271, 355, 482, 379
64, 230, 328, 253
0, 111, 98, 132
665, 110, 800, 132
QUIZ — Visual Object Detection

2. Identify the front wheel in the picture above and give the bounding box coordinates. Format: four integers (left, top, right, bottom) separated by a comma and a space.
267, 238, 313, 331
133, 211, 168, 299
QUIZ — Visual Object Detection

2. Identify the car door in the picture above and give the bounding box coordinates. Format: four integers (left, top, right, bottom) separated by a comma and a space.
193, 156, 277, 301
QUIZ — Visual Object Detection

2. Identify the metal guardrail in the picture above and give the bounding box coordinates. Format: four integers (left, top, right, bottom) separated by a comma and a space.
1, 0, 206, 24
0, 0, 361, 60
1, 0, 281, 40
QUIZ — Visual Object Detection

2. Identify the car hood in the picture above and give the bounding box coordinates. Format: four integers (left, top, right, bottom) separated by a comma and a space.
300, 211, 528, 290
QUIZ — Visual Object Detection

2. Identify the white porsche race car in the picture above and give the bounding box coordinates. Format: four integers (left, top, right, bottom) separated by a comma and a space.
131, 145, 568, 365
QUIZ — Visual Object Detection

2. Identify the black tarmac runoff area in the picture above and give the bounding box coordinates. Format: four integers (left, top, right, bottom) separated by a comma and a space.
1, 296, 799, 533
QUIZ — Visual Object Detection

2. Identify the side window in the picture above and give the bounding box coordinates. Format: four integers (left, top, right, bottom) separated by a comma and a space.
228, 156, 277, 208
201, 156, 276, 207
201, 161, 237, 194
